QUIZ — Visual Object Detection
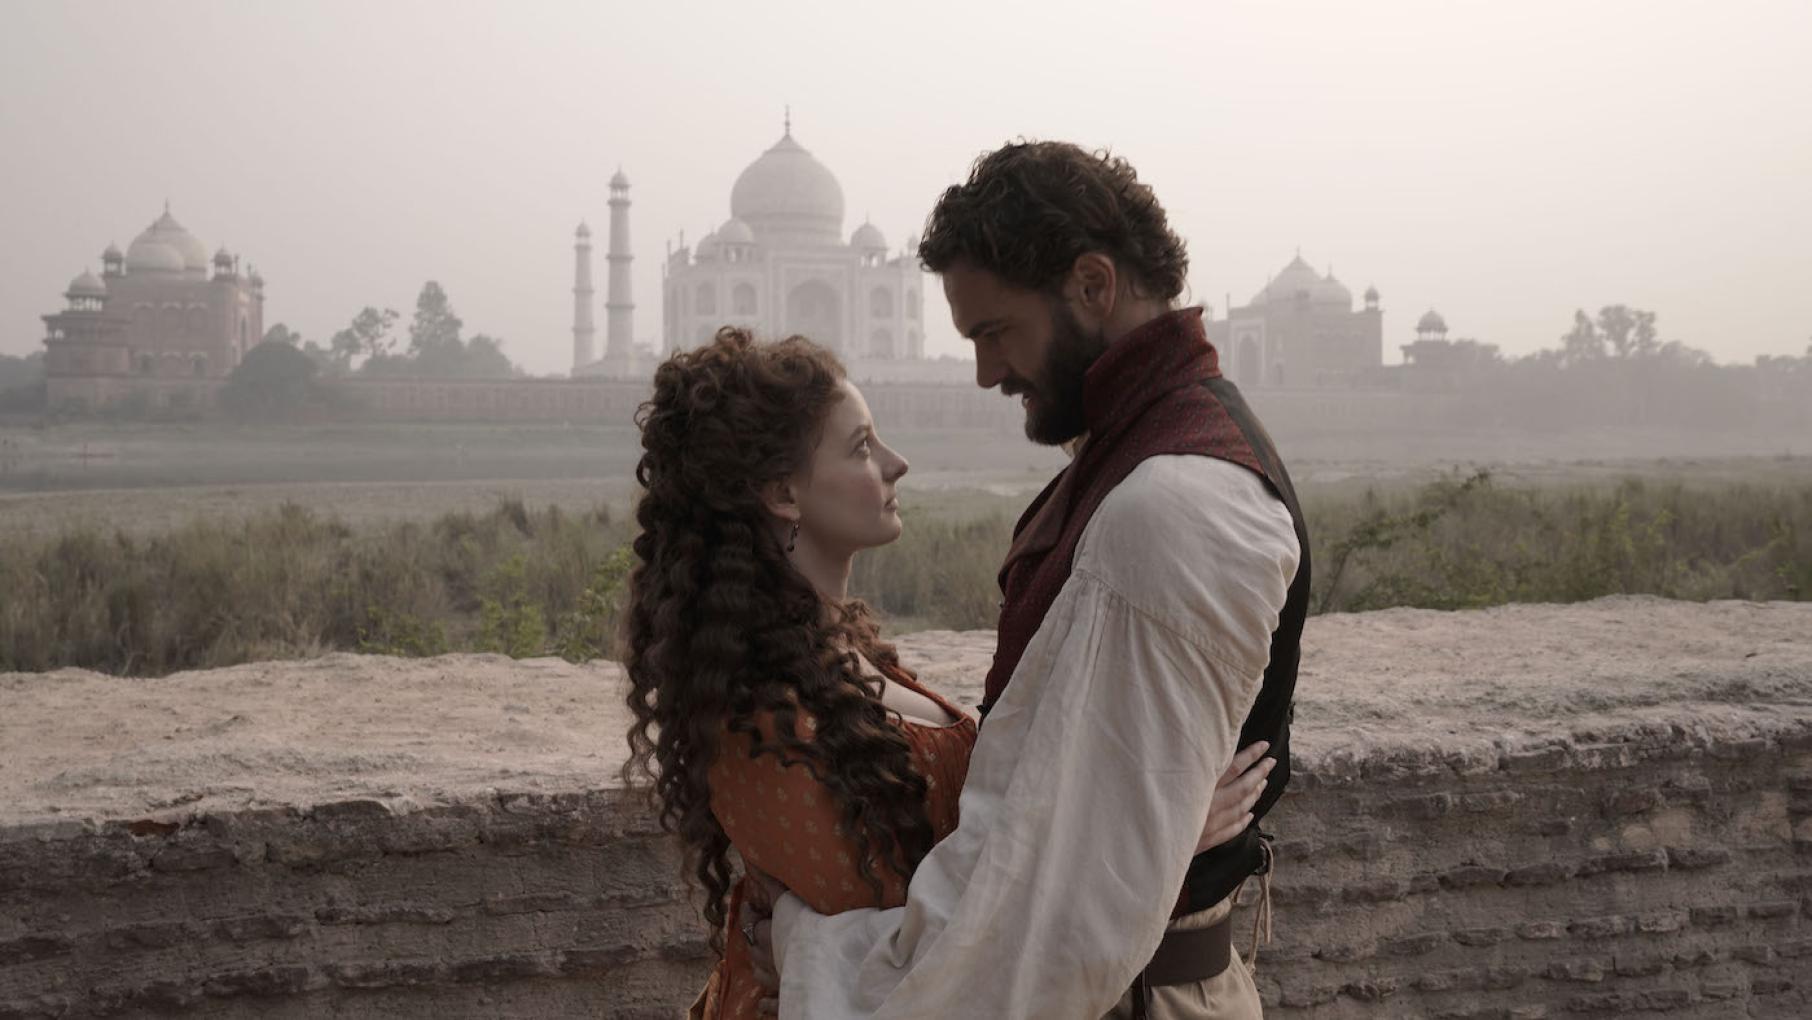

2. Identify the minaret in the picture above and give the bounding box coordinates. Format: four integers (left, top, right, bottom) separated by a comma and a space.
572, 222, 596, 372
605, 168, 635, 365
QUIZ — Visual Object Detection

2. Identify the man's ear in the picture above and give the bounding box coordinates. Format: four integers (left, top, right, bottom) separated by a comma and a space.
760, 478, 801, 524
1066, 252, 1119, 323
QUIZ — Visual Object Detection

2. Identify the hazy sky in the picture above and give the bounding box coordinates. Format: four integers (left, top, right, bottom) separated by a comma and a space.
4, 0, 1808, 375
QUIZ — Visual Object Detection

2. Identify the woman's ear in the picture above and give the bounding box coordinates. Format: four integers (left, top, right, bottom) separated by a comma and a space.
760, 478, 801, 524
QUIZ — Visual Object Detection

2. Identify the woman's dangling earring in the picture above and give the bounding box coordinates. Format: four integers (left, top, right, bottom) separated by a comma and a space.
786, 521, 800, 554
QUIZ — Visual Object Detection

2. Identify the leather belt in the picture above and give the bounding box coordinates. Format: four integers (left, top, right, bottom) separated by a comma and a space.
1127, 916, 1233, 1019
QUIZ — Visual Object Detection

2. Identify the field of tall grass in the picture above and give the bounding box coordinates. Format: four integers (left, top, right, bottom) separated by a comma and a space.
2, 470, 1806, 676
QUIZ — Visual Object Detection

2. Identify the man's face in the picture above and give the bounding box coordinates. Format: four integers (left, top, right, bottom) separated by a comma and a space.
943, 262, 1108, 445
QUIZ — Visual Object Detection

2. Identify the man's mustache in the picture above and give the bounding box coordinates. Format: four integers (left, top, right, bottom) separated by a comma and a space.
1001, 378, 1035, 398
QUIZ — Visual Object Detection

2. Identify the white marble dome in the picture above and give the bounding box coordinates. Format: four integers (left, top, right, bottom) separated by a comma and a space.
66, 270, 107, 297
1251, 254, 1326, 305
127, 208, 209, 274
851, 221, 887, 251
730, 132, 845, 243
717, 217, 755, 245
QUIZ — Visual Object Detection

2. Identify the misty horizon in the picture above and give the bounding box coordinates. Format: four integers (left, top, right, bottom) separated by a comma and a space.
4, 0, 1809, 377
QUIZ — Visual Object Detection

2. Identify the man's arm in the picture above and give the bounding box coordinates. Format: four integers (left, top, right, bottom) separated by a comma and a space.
772, 456, 1299, 1019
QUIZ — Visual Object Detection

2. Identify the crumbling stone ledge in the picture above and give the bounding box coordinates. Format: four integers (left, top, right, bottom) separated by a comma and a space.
2, 597, 1808, 1018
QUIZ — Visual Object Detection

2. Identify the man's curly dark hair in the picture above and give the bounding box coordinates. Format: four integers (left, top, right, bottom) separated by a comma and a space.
918, 140, 1189, 301
621, 326, 934, 952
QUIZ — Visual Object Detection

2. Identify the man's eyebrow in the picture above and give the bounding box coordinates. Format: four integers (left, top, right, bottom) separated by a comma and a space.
962, 318, 1006, 341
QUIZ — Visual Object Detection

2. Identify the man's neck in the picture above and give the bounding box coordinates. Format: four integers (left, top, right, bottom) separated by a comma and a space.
1101, 297, 1180, 347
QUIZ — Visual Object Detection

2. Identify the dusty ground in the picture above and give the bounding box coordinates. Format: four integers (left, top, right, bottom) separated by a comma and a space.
3, 596, 1807, 829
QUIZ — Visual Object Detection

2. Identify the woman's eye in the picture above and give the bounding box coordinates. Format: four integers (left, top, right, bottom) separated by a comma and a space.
856, 441, 872, 457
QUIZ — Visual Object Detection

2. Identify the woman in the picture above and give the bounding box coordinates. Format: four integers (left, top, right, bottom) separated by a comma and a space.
623, 327, 970, 1019
622, 328, 1270, 1019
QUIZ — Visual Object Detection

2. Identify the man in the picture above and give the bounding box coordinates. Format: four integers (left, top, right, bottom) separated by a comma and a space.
761, 141, 1311, 1019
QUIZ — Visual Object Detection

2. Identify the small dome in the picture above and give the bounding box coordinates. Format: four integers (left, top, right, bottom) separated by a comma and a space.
851, 221, 887, 251
1312, 270, 1352, 307
1364, 285, 1380, 302
610, 169, 630, 189
213, 247, 234, 266
731, 132, 845, 243
125, 238, 184, 274
693, 231, 719, 260
1417, 309, 1448, 333
102, 242, 123, 261
1251, 254, 1325, 305
575, 221, 591, 238
67, 270, 107, 297
717, 217, 755, 245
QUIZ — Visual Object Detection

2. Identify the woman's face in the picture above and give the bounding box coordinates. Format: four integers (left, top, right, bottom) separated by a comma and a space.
792, 380, 909, 556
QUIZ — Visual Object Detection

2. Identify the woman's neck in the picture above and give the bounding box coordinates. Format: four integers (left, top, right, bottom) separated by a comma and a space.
793, 542, 854, 605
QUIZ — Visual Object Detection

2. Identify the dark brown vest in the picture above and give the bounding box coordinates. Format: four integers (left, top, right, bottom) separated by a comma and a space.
982, 307, 1311, 913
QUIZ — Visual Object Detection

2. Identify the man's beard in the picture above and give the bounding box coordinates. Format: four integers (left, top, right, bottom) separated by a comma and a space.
1009, 299, 1109, 446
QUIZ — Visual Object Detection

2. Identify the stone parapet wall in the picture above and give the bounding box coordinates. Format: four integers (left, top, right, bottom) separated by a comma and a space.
3, 598, 1808, 1018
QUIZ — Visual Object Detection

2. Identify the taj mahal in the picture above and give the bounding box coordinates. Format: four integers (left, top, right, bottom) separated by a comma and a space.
569, 118, 935, 381
37, 124, 1427, 416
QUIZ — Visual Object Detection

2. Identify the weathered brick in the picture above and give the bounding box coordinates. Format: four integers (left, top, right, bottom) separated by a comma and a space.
1451, 927, 1512, 947
1565, 991, 1638, 1012
1545, 958, 1607, 982
316, 903, 456, 925
1503, 747, 1569, 772
483, 891, 584, 915
558, 945, 641, 975
1278, 982, 1339, 1008
1482, 966, 1531, 990
1662, 775, 1713, 802
1690, 905, 1739, 927
1339, 976, 1399, 1001
1752, 975, 1795, 995
1634, 988, 1691, 1010
326, 959, 448, 988
213, 914, 308, 942
1584, 848, 1668, 875
1602, 787, 1661, 817
104, 920, 193, 950
1439, 864, 1507, 889
1459, 790, 1522, 813
1701, 980, 1743, 999
1748, 899, 1798, 919
1395, 792, 1454, 819
1671, 946, 1725, 968
0, 935, 72, 966
1707, 737, 1768, 760
1665, 845, 1729, 869
450, 953, 559, 983
1414, 970, 1469, 992
1505, 861, 1573, 886
1314, 940, 1375, 963
1343, 877, 1410, 903
150, 843, 238, 872
201, 965, 313, 998
1635, 910, 1686, 934
1733, 943, 1775, 965
1612, 952, 1666, 977
1778, 937, 1812, 959
1569, 915, 1634, 939
1381, 931, 1447, 956
1517, 920, 1567, 940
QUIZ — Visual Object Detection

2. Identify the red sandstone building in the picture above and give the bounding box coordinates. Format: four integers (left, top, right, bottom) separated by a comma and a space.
41, 206, 264, 412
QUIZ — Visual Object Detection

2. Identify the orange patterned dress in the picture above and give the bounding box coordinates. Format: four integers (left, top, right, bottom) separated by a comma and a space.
689, 662, 977, 1020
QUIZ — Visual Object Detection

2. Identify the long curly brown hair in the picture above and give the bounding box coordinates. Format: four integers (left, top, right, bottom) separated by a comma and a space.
622, 326, 935, 949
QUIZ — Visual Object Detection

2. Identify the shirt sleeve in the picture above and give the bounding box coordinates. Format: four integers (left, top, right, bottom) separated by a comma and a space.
771, 456, 1300, 1019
